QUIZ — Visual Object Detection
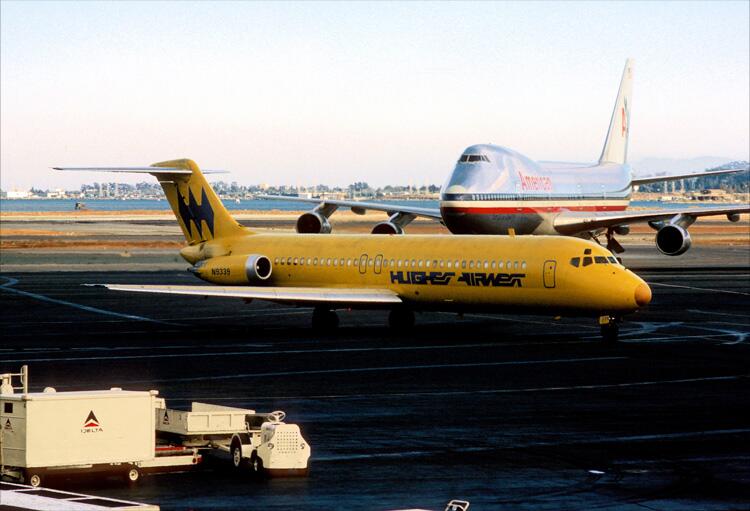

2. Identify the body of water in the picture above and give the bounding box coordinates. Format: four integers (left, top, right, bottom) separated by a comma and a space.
0, 198, 438, 212
0, 198, 744, 212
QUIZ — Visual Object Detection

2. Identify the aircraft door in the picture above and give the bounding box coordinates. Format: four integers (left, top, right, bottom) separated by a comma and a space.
374, 254, 383, 274
359, 254, 368, 274
543, 260, 556, 288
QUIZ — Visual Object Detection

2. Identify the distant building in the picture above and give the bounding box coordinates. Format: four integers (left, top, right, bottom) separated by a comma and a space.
688, 188, 730, 201
45, 188, 66, 198
6, 189, 31, 199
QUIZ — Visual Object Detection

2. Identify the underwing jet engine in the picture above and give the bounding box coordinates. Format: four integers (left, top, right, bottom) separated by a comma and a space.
655, 224, 692, 256
371, 212, 417, 235
296, 204, 337, 234
650, 214, 695, 256
295, 203, 416, 235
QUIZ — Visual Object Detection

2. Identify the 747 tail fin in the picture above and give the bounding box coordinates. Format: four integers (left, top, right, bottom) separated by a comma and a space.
599, 59, 634, 165
55, 159, 248, 244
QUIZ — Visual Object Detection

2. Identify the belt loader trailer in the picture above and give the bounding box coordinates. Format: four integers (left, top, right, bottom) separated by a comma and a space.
0, 366, 201, 487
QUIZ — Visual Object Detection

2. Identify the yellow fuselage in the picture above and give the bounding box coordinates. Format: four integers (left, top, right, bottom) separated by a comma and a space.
184, 232, 650, 317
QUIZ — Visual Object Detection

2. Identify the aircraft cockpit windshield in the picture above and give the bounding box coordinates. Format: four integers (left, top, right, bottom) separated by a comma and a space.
458, 154, 490, 163
443, 146, 542, 195
569, 248, 620, 268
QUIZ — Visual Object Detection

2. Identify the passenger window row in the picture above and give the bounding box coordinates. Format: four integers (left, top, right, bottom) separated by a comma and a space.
273, 256, 528, 271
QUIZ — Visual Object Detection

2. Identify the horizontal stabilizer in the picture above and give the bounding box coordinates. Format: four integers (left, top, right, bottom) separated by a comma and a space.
54, 166, 228, 174
88, 284, 403, 305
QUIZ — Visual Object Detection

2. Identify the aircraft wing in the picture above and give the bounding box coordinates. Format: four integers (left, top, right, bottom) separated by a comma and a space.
90, 284, 402, 306
631, 167, 748, 186
553, 205, 749, 235
257, 195, 443, 219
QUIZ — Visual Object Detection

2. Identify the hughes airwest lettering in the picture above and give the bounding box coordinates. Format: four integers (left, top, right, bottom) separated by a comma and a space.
390, 271, 525, 287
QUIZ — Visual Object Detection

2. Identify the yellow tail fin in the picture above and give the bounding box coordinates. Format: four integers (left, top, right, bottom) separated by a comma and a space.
151, 159, 247, 244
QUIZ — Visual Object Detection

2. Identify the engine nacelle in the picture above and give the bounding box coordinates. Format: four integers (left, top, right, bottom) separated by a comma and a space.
371, 222, 405, 235
191, 254, 272, 284
655, 225, 692, 256
296, 212, 332, 234
245, 254, 273, 282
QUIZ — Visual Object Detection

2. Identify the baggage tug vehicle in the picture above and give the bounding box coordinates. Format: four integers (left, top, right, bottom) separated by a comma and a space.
0, 366, 310, 487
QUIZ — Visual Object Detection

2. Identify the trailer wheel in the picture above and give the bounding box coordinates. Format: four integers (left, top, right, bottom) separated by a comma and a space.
231, 438, 245, 469
125, 467, 140, 484
25, 471, 42, 488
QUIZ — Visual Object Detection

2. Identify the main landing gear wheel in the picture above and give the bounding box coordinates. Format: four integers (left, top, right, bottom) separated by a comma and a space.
312, 306, 339, 331
599, 315, 621, 343
388, 308, 415, 330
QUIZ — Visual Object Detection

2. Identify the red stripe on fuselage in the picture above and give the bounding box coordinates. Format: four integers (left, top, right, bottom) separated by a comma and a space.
441, 205, 628, 214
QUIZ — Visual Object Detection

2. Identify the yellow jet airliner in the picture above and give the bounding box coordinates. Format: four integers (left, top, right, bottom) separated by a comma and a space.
56, 159, 652, 341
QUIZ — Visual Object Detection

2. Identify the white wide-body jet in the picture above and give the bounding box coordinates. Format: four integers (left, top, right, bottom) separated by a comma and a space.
262, 59, 749, 255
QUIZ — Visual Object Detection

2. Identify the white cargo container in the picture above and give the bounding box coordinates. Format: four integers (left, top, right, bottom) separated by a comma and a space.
1, 367, 200, 487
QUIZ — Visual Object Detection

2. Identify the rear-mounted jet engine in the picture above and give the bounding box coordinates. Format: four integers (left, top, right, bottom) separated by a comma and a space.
191, 254, 272, 284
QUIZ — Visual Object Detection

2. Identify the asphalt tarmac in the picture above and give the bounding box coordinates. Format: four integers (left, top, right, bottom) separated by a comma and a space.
1, 262, 749, 510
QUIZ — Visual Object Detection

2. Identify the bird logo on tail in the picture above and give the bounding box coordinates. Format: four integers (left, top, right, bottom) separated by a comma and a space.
176, 186, 215, 240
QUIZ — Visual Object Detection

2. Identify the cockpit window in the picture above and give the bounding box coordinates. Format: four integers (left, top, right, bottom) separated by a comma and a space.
582, 256, 593, 267
570, 257, 580, 267
594, 256, 608, 264
607, 256, 618, 264
459, 154, 490, 163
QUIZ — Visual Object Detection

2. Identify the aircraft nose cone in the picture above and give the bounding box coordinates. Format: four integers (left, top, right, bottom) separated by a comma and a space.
635, 283, 652, 307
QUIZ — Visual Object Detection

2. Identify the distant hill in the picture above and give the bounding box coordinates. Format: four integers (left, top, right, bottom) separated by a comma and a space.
632, 156, 737, 174
634, 159, 749, 193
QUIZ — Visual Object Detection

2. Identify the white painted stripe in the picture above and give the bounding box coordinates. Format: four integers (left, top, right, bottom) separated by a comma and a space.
650, 282, 750, 296
649, 274, 750, 279
113, 356, 628, 385
169, 373, 748, 402
313, 428, 750, 461
688, 309, 750, 318
0, 484, 157, 510
0, 342, 621, 364
455, 312, 599, 330
0, 277, 177, 325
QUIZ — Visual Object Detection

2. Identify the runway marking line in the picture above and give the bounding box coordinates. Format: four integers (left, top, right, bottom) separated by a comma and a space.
168, 373, 750, 402
312, 428, 750, 462
0, 276, 180, 326
649, 281, 750, 296
0, 341, 615, 363
688, 309, 750, 319
51, 356, 629, 386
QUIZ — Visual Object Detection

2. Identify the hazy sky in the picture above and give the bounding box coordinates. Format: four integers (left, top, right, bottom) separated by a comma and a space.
1, 1, 748, 190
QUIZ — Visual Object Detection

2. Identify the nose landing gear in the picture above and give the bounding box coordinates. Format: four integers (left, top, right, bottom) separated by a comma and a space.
599, 315, 621, 343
